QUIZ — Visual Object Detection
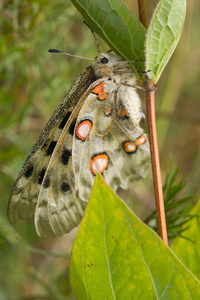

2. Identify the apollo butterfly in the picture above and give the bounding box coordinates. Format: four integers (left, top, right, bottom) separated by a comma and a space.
8, 51, 150, 237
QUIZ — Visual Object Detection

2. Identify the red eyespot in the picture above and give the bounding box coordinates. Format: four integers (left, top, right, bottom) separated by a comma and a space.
92, 83, 108, 100
76, 120, 93, 141
123, 142, 137, 153
92, 82, 106, 94
136, 134, 146, 146
90, 154, 109, 175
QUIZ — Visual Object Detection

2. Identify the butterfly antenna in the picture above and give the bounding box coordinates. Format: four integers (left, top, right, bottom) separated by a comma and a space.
48, 49, 95, 61
83, 21, 100, 53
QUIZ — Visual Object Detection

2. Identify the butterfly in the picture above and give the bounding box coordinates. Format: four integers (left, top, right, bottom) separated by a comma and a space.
8, 51, 150, 237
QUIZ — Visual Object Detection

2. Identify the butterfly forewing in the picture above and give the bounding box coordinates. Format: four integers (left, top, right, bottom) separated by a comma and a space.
35, 155, 87, 237
8, 52, 150, 237
34, 82, 102, 237
8, 66, 95, 225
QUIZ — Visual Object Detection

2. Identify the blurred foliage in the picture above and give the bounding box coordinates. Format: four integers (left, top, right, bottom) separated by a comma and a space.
0, 0, 199, 299
145, 160, 196, 241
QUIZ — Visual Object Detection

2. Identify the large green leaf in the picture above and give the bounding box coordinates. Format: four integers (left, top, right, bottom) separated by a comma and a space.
146, 0, 186, 83
71, 0, 146, 81
171, 199, 200, 281
70, 173, 200, 299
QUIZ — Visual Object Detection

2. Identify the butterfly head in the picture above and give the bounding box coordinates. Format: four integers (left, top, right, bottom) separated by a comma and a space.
93, 53, 132, 79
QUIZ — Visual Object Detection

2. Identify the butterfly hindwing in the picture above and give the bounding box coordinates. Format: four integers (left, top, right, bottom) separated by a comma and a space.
73, 77, 150, 202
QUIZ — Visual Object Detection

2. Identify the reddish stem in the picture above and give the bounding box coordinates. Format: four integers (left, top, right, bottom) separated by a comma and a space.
138, 0, 168, 246
137, 0, 148, 29
145, 83, 168, 246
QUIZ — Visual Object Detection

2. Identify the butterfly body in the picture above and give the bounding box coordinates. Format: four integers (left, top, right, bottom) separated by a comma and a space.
8, 52, 150, 237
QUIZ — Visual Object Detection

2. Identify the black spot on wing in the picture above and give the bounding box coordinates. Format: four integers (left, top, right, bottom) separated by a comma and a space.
24, 165, 34, 178
68, 119, 77, 135
38, 168, 46, 184
59, 112, 71, 129
38, 168, 50, 188
60, 149, 71, 165
43, 176, 50, 189
46, 141, 57, 156
61, 181, 70, 193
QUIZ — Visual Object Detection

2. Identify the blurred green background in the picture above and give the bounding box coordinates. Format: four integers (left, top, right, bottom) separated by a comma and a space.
0, 0, 199, 299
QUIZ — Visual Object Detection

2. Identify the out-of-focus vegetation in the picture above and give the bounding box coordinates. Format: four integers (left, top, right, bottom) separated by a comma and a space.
0, 0, 199, 299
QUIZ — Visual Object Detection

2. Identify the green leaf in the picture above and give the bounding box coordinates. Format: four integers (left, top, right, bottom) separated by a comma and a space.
146, 0, 186, 83
71, 0, 146, 81
70, 173, 200, 299
171, 199, 200, 281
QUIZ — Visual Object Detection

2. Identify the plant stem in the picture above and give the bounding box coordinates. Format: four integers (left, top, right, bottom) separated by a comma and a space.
145, 83, 168, 246
138, 0, 168, 247
137, 0, 147, 29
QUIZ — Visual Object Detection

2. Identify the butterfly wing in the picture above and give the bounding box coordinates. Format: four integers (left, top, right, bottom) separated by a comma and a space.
72, 78, 150, 202
8, 66, 95, 225
34, 79, 106, 237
